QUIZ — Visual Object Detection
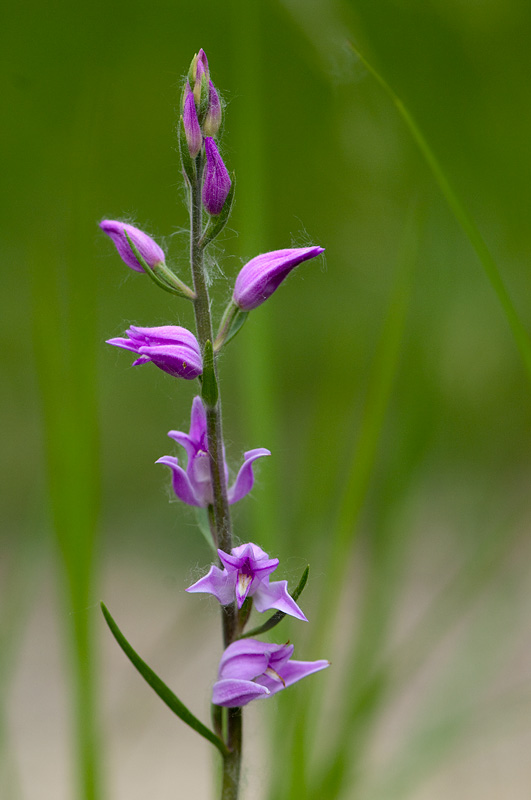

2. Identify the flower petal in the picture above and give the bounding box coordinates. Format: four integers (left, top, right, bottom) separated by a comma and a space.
212, 678, 270, 708
100, 220, 165, 273
139, 344, 203, 379
227, 448, 271, 504
186, 565, 235, 605
253, 579, 308, 621
233, 246, 324, 311
156, 456, 201, 506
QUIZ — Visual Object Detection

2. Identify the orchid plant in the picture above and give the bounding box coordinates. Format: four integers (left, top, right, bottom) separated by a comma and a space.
100, 49, 328, 800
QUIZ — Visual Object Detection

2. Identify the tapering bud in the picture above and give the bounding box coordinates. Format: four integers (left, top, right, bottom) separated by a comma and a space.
202, 137, 231, 216
100, 220, 165, 273
203, 81, 222, 137
183, 84, 202, 158
233, 247, 325, 310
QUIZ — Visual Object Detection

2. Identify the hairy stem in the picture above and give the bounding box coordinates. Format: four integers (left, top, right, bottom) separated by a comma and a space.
188, 149, 242, 799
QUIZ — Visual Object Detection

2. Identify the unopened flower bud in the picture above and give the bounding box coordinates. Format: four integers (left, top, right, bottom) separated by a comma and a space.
202, 137, 231, 216
203, 81, 222, 137
100, 220, 165, 273
183, 84, 202, 158
233, 247, 325, 310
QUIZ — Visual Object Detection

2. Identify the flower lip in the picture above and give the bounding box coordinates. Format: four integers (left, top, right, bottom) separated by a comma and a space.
233, 246, 325, 311
100, 220, 166, 273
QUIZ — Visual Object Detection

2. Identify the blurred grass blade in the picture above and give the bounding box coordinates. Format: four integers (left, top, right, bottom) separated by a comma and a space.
350, 42, 531, 382
240, 565, 309, 638
100, 603, 229, 757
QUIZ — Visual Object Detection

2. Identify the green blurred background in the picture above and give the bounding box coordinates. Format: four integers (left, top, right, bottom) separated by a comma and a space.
2, 0, 531, 798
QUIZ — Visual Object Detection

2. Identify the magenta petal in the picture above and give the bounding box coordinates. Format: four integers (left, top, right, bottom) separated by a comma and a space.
139, 344, 203, 379
100, 220, 165, 272
183, 87, 202, 158
127, 325, 200, 353
218, 641, 271, 680
253, 579, 308, 621
106, 336, 141, 353
227, 448, 271, 504
212, 679, 270, 708
274, 659, 329, 692
189, 395, 207, 441
202, 137, 231, 215
186, 565, 234, 605
156, 456, 200, 506
233, 246, 325, 311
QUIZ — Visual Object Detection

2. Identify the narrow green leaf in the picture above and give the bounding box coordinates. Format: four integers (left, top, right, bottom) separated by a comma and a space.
214, 303, 249, 351
199, 176, 236, 248
240, 566, 309, 639
201, 340, 219, 408
350, 42, 531, 383
124, 231, 189, 298
100, 602, 229, 757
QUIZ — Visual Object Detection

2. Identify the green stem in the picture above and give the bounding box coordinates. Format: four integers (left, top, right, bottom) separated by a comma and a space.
188, 148, 242, 799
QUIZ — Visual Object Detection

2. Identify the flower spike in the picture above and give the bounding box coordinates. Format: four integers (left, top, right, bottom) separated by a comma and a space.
233, 246, 325, 311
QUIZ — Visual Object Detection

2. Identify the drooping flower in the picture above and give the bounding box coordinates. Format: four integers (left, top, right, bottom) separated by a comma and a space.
212, 638, 329, 707
100, 220, 166, 273
187, 542, 307, 620
233, 246, 325, 311
156, 397, 269, 506
107, 325, 202, 380
183, 83, 202, 158
202, 137, 231, 215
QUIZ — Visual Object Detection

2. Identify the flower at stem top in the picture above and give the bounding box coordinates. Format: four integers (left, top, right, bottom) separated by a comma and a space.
100, 221, 166, 273
233, 246, 325, 311
156, 397, 270, 507
187, 542, 307, 620
212, 638, 329, 707
107, 325, 202, 380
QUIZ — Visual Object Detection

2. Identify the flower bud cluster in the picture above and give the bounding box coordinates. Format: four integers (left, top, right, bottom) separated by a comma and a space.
181, 49, 230, 216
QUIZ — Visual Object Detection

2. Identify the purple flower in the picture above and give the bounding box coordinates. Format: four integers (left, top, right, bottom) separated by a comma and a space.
203, 80, 222, 137
212, 639, 329, 707
106, 325, 202, 380
183, 83, 202, 158
202, 137, 231, 215
187, 542, 308, 619
156, 397, 270, 507
100, 220, 166, 273
233, 246, 325, 311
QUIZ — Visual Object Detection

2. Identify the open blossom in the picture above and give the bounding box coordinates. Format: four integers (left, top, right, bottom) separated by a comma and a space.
100, 220, 166, 273
202, 137, 231, 215
187, 542, 307, 619
233, 246, 325, 311
106, 325, 202, 380
156, 397, 269, 506
212, 639, 329, 707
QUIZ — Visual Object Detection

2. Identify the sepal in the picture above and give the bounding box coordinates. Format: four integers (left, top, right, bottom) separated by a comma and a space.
240, 565, 309, 639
